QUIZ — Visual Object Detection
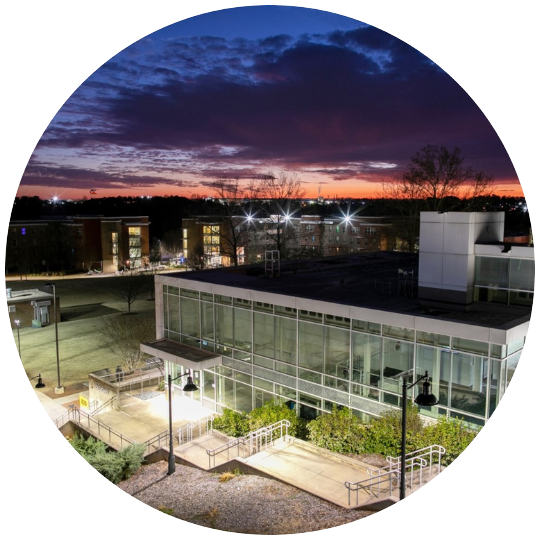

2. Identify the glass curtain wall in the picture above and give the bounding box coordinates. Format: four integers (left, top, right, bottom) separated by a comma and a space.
474, 256, 534, 306
161, 285, 524, 427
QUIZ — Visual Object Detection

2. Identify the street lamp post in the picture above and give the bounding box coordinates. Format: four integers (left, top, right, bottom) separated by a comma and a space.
29, 373, 46, 388
43, 282, 63, 394
14, 319, 21, 357
167, 370, 198, 475
400, 371, 438, 500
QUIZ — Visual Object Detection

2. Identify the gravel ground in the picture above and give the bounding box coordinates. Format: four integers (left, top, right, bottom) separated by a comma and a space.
118, 461, 376, 534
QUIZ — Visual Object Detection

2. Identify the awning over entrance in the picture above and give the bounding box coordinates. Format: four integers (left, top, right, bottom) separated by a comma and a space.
140, 338, 222, 371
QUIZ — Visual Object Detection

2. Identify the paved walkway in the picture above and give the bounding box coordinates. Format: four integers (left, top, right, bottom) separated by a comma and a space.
37, 388, 417, 509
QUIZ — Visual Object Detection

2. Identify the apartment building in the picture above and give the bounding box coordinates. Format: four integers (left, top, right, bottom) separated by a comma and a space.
6, 216, 150, 275
181, 214, 390, 267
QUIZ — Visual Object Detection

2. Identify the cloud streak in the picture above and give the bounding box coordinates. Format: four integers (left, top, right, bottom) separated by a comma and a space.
20, 11, 518, 197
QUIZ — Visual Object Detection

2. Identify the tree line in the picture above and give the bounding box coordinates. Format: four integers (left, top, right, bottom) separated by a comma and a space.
11, 146, 529, 262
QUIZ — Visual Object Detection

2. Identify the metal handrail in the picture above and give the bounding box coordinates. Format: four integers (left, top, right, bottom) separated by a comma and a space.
345, 444, 446, 505
143, 414, 216, 452
345, 456, 427, 506
142, 429, 169, 453
207, 419, 291, 469
386, 444, 446, 476
90, 396, 116, 416
64, 407, 137, 450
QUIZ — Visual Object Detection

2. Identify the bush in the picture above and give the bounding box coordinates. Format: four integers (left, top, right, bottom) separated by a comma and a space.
211, 400, 476, 467
307, 406, 366, 453
212, 408, 250, 437
248, 400, 308, 439
69, 432, 145, 484
361, 400, 424, 457
419, 416, 478, 466
212, 401, 307, 439
304, 402, 476, 462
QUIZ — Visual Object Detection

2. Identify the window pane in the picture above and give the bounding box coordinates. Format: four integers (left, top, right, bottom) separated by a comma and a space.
275, 305, 297, 318
299, 321, 324, 372
254, 312, 275, 358
351, 332, 381, 388
275, 316, 296, 364
509, 258, 534, 291
382, 324, 414, 341
450, 352, 487, 417
201, 302, 214, 341
180, 297, 199, 337
352, 319, 381, 334
475, 257, 508, 288
234, 308, 252, 351
168, 294, 179, 333
324, 326, 350, 378
216, 305, 233, 347
452, 337, 489, 356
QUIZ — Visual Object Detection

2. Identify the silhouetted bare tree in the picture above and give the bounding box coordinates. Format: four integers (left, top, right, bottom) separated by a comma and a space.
249, 170, 306, 258
113, 273, 148, 313
381, 146, 494, 251
98, 313, 155, 372
210, 177, 252, 266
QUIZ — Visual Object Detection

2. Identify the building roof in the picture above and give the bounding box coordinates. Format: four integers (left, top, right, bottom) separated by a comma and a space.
140, 339, 222, 371
164, 252, 531, 332
6, 288, 55, 303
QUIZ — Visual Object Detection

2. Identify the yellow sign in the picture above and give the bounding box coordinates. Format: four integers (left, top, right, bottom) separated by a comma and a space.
79, 395, 89, 409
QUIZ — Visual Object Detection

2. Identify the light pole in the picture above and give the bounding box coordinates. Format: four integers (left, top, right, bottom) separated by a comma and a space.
400, 371, 438, 500
14, 319, 21, 357
167, 370, 198, 475
29, 373, 46, 388
43, 282, 63, 394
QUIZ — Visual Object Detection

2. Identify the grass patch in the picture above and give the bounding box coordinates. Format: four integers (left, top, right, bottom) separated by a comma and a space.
218, 472, 236, 483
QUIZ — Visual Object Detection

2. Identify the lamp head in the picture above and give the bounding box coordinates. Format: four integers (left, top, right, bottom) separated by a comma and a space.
414, 372, 439, 407
35, 374, 45, 388
41, 283, 55, 295
182, 376, 198, 393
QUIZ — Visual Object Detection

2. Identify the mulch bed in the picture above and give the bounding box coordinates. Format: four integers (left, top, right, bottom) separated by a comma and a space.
41, 382, 88, 399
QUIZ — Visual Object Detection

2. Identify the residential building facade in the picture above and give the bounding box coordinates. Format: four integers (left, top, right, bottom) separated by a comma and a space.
181, 214, 390, 267
6, 216, 150, 275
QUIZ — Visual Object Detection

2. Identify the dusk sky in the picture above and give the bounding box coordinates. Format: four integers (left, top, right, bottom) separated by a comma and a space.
17, 5, 522, 201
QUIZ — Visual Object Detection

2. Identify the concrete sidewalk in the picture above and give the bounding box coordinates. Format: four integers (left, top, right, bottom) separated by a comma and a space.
35, 388, 81, 421
36, 389, 418, 509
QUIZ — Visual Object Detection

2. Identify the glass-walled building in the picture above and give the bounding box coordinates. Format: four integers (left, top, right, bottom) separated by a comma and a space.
148, 279, 526, 428
142, 212, 532, 429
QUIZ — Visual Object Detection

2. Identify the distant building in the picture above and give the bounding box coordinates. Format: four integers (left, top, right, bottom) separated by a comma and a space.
143, 212, 533, 428
6, 216, 150, 275
7, 288, 59, 328
181, 214, 391, 267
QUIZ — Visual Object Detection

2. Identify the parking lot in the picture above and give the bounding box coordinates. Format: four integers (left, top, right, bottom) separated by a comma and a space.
7, 273, 157, 389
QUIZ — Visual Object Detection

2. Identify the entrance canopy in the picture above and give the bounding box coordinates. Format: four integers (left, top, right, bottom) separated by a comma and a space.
140, 338, 222, 371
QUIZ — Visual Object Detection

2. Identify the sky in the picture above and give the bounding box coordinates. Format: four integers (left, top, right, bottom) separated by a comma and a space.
17, 5, 523, 201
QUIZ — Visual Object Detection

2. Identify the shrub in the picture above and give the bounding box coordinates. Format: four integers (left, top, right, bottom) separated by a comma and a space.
306, 406, 366, 453
248, 400, 308, 439
361, 401, 424, 457
69, 432, 145, 484
419, 416, 478, 466
212, 408, 250, 437
211, 400, 476, 467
